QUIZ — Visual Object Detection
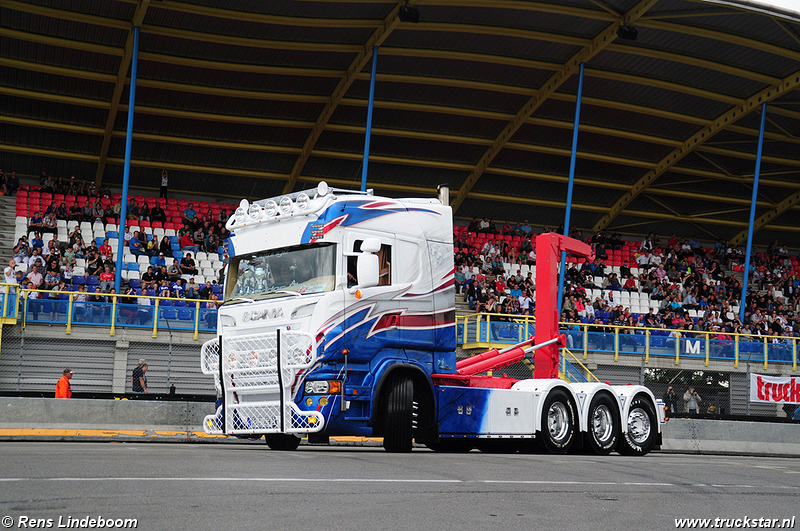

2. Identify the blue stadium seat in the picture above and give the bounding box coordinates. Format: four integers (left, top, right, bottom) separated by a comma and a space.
172, 251, 183, 261
107, 231, 118, 239
128, 279, 141, 289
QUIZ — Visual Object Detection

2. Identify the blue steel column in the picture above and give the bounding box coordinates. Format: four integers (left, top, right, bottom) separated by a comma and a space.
557, 62, 585, 316
114, 26, 140, 293
739, 102, 767, 324
361, 46, 379, 192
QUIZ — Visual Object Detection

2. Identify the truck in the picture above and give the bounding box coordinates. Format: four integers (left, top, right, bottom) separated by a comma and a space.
200, 182, 665, 454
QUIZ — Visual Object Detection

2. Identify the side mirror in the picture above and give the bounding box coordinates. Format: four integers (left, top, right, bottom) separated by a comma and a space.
357, 253, 379, 288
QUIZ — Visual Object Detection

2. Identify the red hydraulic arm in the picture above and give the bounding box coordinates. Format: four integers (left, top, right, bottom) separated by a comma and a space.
533, 232, 591, 378
431, 232, 590, 388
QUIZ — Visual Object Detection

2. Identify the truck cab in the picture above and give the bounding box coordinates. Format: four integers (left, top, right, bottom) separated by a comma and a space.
201, 182, 455, 450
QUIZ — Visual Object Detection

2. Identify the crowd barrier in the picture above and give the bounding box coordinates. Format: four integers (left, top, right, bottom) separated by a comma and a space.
1, 283, 217, 339
457, 313, 798, 371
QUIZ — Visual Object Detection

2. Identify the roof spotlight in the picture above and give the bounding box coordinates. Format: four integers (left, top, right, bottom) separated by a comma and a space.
398, 5, 420, 23
617, 25, 638, 41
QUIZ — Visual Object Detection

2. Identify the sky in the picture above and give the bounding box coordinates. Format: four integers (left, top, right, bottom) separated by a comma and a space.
741, 0, 800, 14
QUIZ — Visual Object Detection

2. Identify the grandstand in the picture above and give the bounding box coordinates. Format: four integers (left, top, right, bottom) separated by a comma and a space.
0, 0, 799, 416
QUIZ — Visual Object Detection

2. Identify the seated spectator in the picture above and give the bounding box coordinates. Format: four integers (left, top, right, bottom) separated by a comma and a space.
159, 236, 172, 256
139, 202, 151, 222
129, 232, 146, 257
167, 260, 181, 282
99, 265, 115, 292
29, 212, 44, 232
6, 170, 19, 196
141, 266, 157, 291
172, 278, 185, 298
127, 199, 140, 221
199, 281, 214, 300
42, 212, 58, 234
30, 232, 44, 251
157, 279, 171, 298
185, 277, 200, 299
180, 231, 199, 255
146, 237, 158, 257
91, 201, 104, 223
151, 204, 167, 223
182, 202, 198, 229
56, 202, 69, 221
180, 253, 198, 275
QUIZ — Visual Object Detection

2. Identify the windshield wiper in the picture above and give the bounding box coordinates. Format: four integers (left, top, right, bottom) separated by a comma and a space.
264, 290, 302, 298
228, 296, 255, 304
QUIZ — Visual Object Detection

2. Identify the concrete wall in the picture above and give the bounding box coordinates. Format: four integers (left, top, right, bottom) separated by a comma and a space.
0, 397, 219, 441
1, 397, 799, 456
661, 418, 800, 458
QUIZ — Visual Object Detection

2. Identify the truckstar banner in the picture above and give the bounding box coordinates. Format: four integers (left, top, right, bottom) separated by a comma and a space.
750, 374, 800, 404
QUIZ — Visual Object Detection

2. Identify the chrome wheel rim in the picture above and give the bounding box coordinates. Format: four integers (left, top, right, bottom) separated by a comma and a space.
547, 402, 570, 443
627, 407, 651, 444
592, 405, 614, 444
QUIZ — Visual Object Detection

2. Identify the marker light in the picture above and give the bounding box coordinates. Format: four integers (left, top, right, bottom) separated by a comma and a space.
296, 193, 309, 210
264, 200, 278, 217
279, 196, 292, 213
355, 290, 362, 299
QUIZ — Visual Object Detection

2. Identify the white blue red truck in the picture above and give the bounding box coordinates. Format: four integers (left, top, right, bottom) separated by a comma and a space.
200, 182, 665, 454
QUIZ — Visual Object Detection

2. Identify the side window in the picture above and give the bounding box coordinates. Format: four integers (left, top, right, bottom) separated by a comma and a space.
377, 244, 391, 285
347, 239, 391, 286
347, 240, 362, 287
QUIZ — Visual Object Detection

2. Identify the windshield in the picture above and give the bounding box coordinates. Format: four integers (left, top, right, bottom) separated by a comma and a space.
226, 243, 336, 303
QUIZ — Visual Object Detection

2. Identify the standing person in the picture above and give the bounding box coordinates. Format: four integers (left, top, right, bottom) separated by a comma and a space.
159, 169, 169, 199
662, 386, 678, 415
683, 386, 702, 414
132, 359, 148, 394
55, 368, 73, 398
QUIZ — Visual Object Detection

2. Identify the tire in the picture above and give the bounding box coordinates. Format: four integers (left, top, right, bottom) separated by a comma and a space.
586, 394, 620, 455
383, 376, 414, 453
264, 434, 301, 451
538, 388, 576, 454
616, 395, 658, 456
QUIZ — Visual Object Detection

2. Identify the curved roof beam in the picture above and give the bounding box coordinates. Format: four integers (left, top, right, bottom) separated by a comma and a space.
592, 67, 800, 232
730, 188, 800, 246
450, 0, 661, 213
95, 0, 151, 186
281, 2, 410, 195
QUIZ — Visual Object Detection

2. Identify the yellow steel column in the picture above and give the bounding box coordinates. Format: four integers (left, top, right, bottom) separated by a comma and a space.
110, 295, 117, 336
65, 296, 74, 335
193, 300, 201, 341
151, 297, 160, 339
705, 333, 710, 367
645, 328, 650, 364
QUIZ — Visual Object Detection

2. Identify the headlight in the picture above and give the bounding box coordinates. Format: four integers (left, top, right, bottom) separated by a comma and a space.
248, 203, 262, 219
296, 193, 309, 210
279, 196, 292, 214
234, 207, 245, 224
264, 200, 278, 217
304, 380, 342, 395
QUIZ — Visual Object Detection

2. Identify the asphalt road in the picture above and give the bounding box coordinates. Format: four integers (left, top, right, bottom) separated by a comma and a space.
0, 443, 798, 531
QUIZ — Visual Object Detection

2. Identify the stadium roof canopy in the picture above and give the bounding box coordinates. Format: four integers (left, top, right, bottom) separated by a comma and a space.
2, 0, 800, 246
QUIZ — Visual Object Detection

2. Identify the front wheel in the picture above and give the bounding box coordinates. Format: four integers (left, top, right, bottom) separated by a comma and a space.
538, 388, 576, 454
586, 394, 620, 455
616, 396, 658, 456
265, 434, 301, 451
383, 376, 414, 453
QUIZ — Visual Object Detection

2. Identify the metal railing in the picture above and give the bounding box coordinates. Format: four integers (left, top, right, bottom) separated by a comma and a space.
457, 312, 798, 371
1, 283, 217, 340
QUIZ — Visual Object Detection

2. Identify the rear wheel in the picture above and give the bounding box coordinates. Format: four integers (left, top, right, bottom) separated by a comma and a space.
586, 394, 620, 455
616, 396, 658, 456
538, 388, 576, 454
384, 376, 414, 452
265, 434, 301, 451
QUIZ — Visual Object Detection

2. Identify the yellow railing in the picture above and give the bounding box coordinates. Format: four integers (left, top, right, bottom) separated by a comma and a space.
560, 347, 600, 383
2, 283, 216, 341
457, 311, 797, 372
